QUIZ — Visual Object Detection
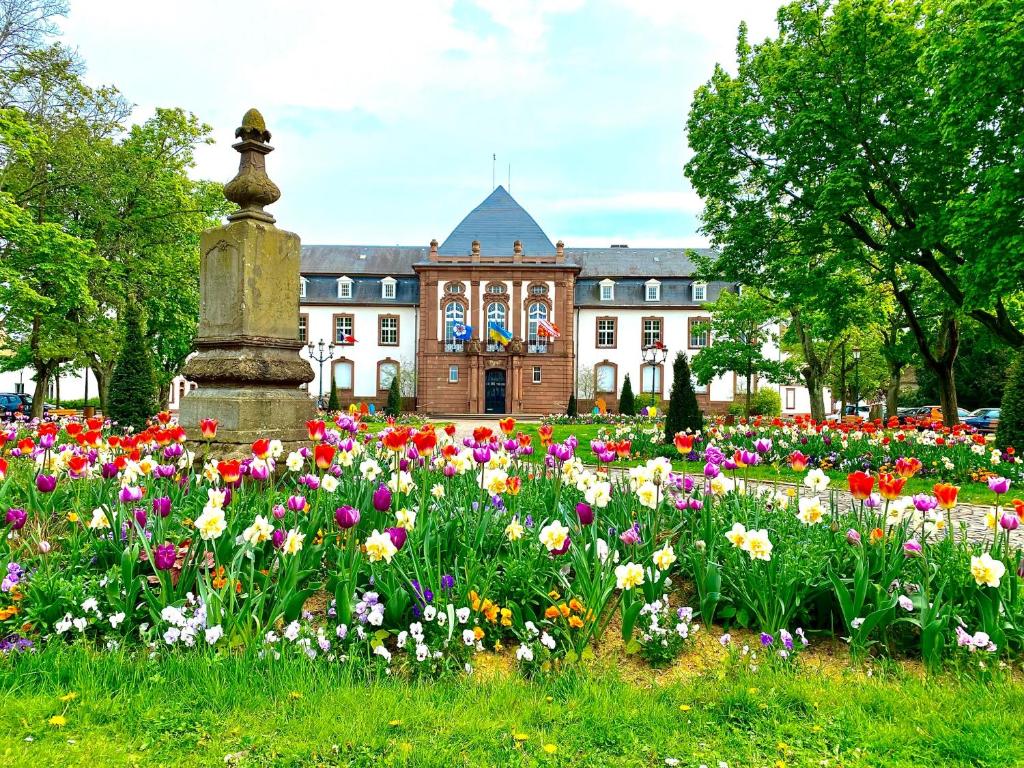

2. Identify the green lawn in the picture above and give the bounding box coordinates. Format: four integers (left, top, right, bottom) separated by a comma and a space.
0, 648, 1021, 767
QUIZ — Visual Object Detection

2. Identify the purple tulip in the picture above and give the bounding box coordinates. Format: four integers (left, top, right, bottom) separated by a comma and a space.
133, 508, 148, 528
335, 505, 360, 529
912, 494, 938, 513
119, 485, 143, 504
739, 449, 759, 467
387, 526, 408, 551
754, 438, 772, 454
988, 477, 1011, 495
249, 461, 271, 482
152, 496, 172, 518
372, 484, 392, 512
154, 542, 176, 571
576, 502, 594, 526
472, 447, 491, 464
620, 523, 641, 546
272, 529, 286, 549
722, 458, 738, 471
5, 507, 27, 530
999, 512, 1020, 531
1018, 557, 1024, 580
101, 462, 119, 480
760, 632, 774, 646
272, 504, 286, 520
704, 462, 720, 479
35, 474, 56, 493
443, 464, 456, 477
846, 528, 862, 546
903, 539, 923, 557
864, 493, 882, 509
287, 495, 307, 512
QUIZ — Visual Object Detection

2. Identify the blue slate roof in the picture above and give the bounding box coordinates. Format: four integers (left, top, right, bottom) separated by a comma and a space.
438, 186, 555, 257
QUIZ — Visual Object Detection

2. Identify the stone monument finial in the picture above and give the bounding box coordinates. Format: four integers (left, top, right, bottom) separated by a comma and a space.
471, 240, 480, 255
224, 108, 281, 224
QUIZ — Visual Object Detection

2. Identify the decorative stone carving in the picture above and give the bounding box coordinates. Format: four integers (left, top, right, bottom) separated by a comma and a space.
464, 339, 482, 355
506, 338, 524, 355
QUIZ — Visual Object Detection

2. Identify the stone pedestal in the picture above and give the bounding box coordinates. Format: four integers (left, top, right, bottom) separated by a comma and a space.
179, 109, 315, 456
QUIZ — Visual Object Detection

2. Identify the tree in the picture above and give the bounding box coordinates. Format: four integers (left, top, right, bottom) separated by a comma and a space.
691, 290, 796, 416
665, 352, 702, 439
916, 324, 1010, 411
996, 350, 1024, 451
619, 374, 636, 416
566, 393, 577, 418
685, 0, 1023, 424
386, 375, 402, 416
326, 382, 340, 413
575, 367, 595, 402
106, 302, 157, 431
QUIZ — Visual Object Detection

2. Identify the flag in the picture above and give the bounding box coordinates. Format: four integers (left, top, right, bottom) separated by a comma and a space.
453, 323, 473, 341
488, 321, 513, 345
537, 319, 560, 338
339, 334, 356, 344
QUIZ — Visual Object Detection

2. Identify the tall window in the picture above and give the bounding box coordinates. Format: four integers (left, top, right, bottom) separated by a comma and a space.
641, 365, 662, 395
378, 315, 399, 346
334, 315, 354, 344
528, 302, 548, 353
381, 277, 396, 299
595, 363, 616, 393
597, 318, 616, 348
298, 314, 307, 344
299, 277, 307, 298
449, 365, 459, 383
444, 302, 465, 352
532, 366, 542, 384
689, 318, 709, 348
379, 361, 398, 391
333, 360, 353, 391
337, 277, 352, 299
642, 318, 662, 348
487, 302, 507, 352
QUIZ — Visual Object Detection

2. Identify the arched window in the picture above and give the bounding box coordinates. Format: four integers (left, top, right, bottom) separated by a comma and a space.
529, 283, 548, 296
528, 302, 548, 353
378, 360, 399, 391
444, 301, 465, 351
486, 301, 507, 351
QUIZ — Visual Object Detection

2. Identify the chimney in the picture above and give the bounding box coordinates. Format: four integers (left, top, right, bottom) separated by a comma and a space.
471, 239, 480, 263
429, 238, 438, 261
556, 239, 564, 261
513, 239, 523, 263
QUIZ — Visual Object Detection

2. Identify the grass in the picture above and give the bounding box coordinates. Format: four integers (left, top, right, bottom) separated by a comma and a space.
1, 647, 1021, 767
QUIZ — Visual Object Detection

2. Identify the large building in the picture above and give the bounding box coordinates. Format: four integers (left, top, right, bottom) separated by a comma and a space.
2, 185, 828, 417
292, 185, 822, 416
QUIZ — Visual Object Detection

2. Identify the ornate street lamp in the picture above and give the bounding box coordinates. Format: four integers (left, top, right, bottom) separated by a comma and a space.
641, 341, 669, 409
307, 339, 337, 410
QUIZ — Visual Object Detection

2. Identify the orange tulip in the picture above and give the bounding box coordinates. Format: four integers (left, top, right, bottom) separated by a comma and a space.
789, 451, 809, 471
412, 427, 437, 454
674, 432, 695, 454
473, 426, 494, 443
200, 419, 218, 440
507, 476, 522, 496
314, 443, 336, 470
1012, 498, 1024, 521
538, 425, 554, 446
869, 527, 885, 545
381, 426, 410, 451
932, 483, 959, 510
894, 457, 922, 478
847, 471, 875, 501
878, 473, 906, 501
217, 460, 241, 484
498, 417, 516, 435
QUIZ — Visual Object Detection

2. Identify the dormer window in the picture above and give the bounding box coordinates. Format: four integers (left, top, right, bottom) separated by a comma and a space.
599, 279, 615, 301
645, 279, 661, 302
337, 276, 353, 299
299, 277, 308, 299
692, 282, 707, 302
381, 276, 397, 300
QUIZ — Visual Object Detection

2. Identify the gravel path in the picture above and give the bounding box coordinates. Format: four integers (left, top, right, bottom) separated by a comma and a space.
442, 418, 1021, 547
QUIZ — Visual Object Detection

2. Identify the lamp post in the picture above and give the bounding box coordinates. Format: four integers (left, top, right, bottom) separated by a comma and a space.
307, 339, 337, 410
852, 346, 861, 419
641, 342, 668, 411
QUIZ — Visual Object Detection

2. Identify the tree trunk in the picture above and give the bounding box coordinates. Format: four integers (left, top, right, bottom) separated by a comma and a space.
894, 291, 961, 427
90, 356, 115, 414
55, 374, 61, 408
31, 364, 51, 418
744, 361, 753, 416
885, 362, 903, 421
838, 342, 847, 418
791, 311, 829, 421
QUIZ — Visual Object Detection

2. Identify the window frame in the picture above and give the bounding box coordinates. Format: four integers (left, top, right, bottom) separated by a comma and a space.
331, 358, 354, 395
692, 282, 707, 302
599, 279, 615, 301
688, 316, 710, 349
377, 359, 400, 393
337, 276, 353, 299
532, 365, 542, 384
595, 316, 617, 349
298, 312, 308, 344
299, 277, 307, 299
448, 365, 459, 383
641, 316, 664, 348
332, 313, 355, 345
381, 276, 397, 300
645, 279, 661, 302
594, 361, 618, 394
378, 314, 400, 346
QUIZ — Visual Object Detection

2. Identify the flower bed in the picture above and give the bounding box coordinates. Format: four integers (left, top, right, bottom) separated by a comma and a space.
0, 413, 1021, 676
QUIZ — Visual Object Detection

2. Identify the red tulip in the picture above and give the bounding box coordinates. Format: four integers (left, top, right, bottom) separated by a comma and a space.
314, 443, 336, 471
200, 418, 218, 440
251, 438, 271, 459
674, 432, 695, 454
217, 460, 241, 485
788, 451, 809, 471
847, 471, 875, 501
499, 417, 516, 435
306, 420, 326, 442
932, 483, 959, 510
878, 473, 906, 501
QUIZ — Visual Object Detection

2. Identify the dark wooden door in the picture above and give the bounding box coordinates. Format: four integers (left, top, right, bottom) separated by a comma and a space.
484, 369, 506, 414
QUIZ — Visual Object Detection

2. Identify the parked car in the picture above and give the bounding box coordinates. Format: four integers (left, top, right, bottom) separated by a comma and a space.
902, 405, 972, 426
0, 393, 27, 417
963, 407, 1000, 432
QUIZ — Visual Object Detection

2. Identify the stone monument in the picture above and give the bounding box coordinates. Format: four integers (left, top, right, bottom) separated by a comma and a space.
179, 109, 315, 454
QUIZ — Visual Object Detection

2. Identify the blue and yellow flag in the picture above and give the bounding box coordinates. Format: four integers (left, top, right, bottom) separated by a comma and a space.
488, 321, 513, 345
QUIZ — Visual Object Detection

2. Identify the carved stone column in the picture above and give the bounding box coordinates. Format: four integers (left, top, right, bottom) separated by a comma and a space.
179, 109, 315, 454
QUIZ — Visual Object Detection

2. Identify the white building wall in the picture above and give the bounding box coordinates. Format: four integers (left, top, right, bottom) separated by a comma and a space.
0, 366, 99, 402
301, 304, 418, 401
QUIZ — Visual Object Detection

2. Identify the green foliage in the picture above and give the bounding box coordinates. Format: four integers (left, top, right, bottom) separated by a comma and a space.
749, 388, 781, 417
105, 305, 157, 430
691, 290, 795, 416
916, 324, 1010, 410
619, 373, 636, 416
327, 382, 340, 412
386, 374, 402, 416
665, 352, 702, 440
566, 393, 577, 417
996, 349, 1024, 451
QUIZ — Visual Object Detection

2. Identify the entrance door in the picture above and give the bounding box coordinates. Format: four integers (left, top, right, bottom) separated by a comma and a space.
484, 369, 506, 414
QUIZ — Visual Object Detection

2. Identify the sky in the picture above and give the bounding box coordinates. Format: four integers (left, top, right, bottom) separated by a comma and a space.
59, 0, 781, 248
